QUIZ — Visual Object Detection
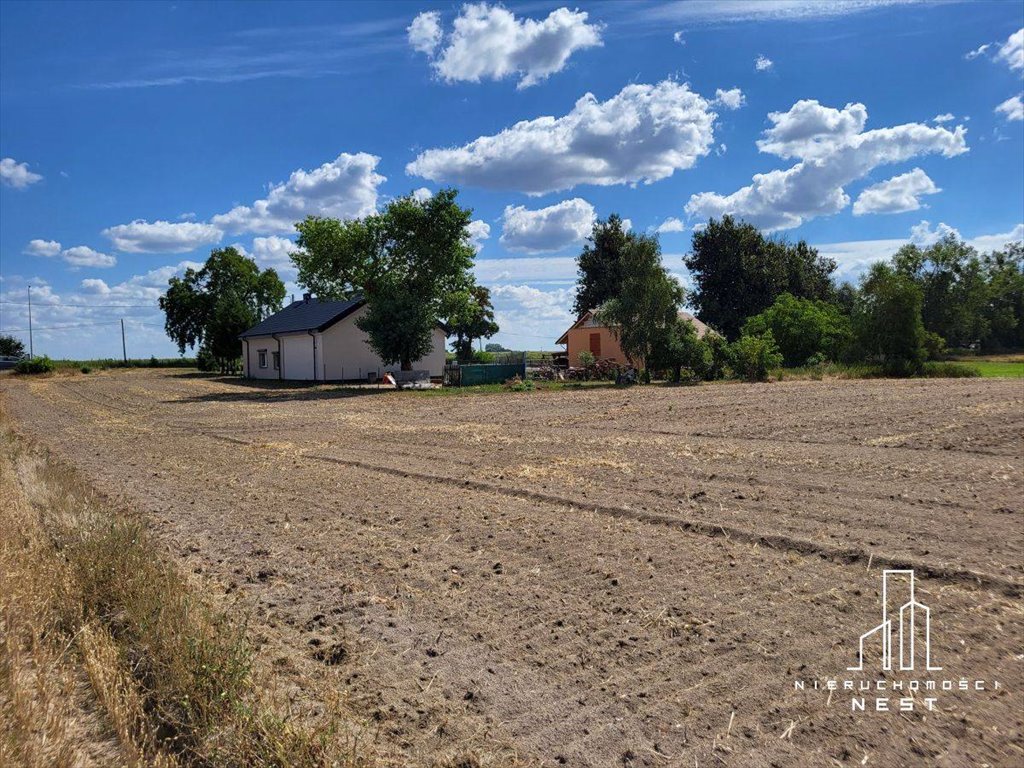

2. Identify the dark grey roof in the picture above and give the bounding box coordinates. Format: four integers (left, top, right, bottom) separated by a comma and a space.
239, 296, 364, 338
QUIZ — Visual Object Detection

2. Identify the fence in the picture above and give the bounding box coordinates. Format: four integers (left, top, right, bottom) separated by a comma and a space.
443, 353, 527, 387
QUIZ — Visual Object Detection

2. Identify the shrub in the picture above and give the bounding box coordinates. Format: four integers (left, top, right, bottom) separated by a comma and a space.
730, 332, 783, 382
703, 334, 731, 381
743, 293, 853, 367
80, 366, 92, 374
503, 375, 535, 391
924, 331, 948, 361
14, 356, 55, 375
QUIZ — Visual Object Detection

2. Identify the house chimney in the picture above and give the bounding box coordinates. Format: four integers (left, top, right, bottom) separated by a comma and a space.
303, 292, 312, 303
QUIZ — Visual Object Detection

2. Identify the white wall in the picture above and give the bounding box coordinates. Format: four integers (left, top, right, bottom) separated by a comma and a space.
244, 337, 278, 380
280, 332, 315, 381
320, 306, 446, 380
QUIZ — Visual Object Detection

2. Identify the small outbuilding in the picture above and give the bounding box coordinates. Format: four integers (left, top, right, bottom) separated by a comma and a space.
556, 309, 712, 367
239, 294, 447, 382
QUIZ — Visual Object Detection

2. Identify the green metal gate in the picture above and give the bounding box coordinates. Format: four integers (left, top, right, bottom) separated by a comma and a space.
443, 359, 527, 386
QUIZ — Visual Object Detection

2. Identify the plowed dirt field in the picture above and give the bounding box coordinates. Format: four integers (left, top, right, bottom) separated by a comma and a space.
2, 370, 1021, 767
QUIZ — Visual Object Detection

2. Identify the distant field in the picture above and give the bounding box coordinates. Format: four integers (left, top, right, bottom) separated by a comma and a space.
969, 360, 1024, 377
950, 355, 1024, 378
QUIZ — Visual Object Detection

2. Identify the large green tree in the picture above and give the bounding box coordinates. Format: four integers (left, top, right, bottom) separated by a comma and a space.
444, 285, 499, 363
292, 188, 481, 370
159, 247, 285, 373
685, 216, 837, 340
573, 214, 633, 317
0, 334, 26, 358
982, 241, 1024, 348
853, 263, 926, 375
892, 235, 990, 348
596, 232, 685, 381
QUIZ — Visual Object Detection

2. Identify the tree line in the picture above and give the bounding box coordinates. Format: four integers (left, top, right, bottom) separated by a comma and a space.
573, 214, 1023, 380
155, 185, 1022, 380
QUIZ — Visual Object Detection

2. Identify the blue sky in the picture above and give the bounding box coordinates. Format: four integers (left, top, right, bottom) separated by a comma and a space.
1, 0, 1022, 358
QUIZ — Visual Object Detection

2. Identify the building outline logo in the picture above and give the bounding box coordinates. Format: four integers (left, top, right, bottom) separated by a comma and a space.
848, 569, 942, 672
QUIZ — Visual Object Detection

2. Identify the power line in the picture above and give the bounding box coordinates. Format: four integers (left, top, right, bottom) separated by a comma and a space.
0, 300, 159, 308
0, 320, 126, 333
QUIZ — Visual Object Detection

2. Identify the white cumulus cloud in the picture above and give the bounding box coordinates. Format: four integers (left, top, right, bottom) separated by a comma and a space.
655, 217, 686, 234
407, 80, 718, 195
852, 168, 940, 215
61, 246, 117, 268
932, 113, 955, 123
967, 223, 1024, 252
251, 235, 298, 267
910, 219, 961, 247
685, 99, 968, 231
23, 238, 115, 268
755, 54, 774, 72
714, 87, 745, 110
996, 27, 1023, 71
412, 3, 603, 89
499, 198, 595, 253
995, 93, 1024, 122
102, 219, 224, 253
488, 284, 577, 347
211, 152, 386, 235
24, 239, 63, 258
407, 10, 442, 55
0, 157, 43, 188
467, 219, 491, 252
411, 187, 433, 202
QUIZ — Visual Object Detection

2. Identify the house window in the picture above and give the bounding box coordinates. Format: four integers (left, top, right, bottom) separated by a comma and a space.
589, 332, 601, 357
258, 349, 268, 368
272, 351, 280, 371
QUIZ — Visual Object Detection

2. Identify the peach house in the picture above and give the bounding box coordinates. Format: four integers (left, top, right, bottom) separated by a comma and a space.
556, 309, 712, 367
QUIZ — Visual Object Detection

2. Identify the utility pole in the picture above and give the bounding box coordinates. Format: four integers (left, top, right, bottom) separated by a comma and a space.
27, 285, 34, 357
121, 318, 127, 363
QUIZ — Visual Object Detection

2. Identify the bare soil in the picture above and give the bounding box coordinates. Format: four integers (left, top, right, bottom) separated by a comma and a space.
2, 370, 1022, 767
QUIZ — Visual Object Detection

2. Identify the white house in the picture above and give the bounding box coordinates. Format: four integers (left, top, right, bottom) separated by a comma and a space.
239, 294, 447, 382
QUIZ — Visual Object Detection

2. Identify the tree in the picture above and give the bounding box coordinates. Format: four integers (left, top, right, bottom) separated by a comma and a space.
444, 285, 499, 363
356, 275, 439, 371
159, 247, 285, 373
982, 241, 1024, 348
892, 235, 990, 348
0, 334, 26, 358
729, 331, 783, 382
742, 293, 852, 367
573, 214, 632, 317
685, 216, 837, 340
853, 263, 926, 375
648, 316, 708, 382
293, 189, 481, 370
596, 231, 685, 382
